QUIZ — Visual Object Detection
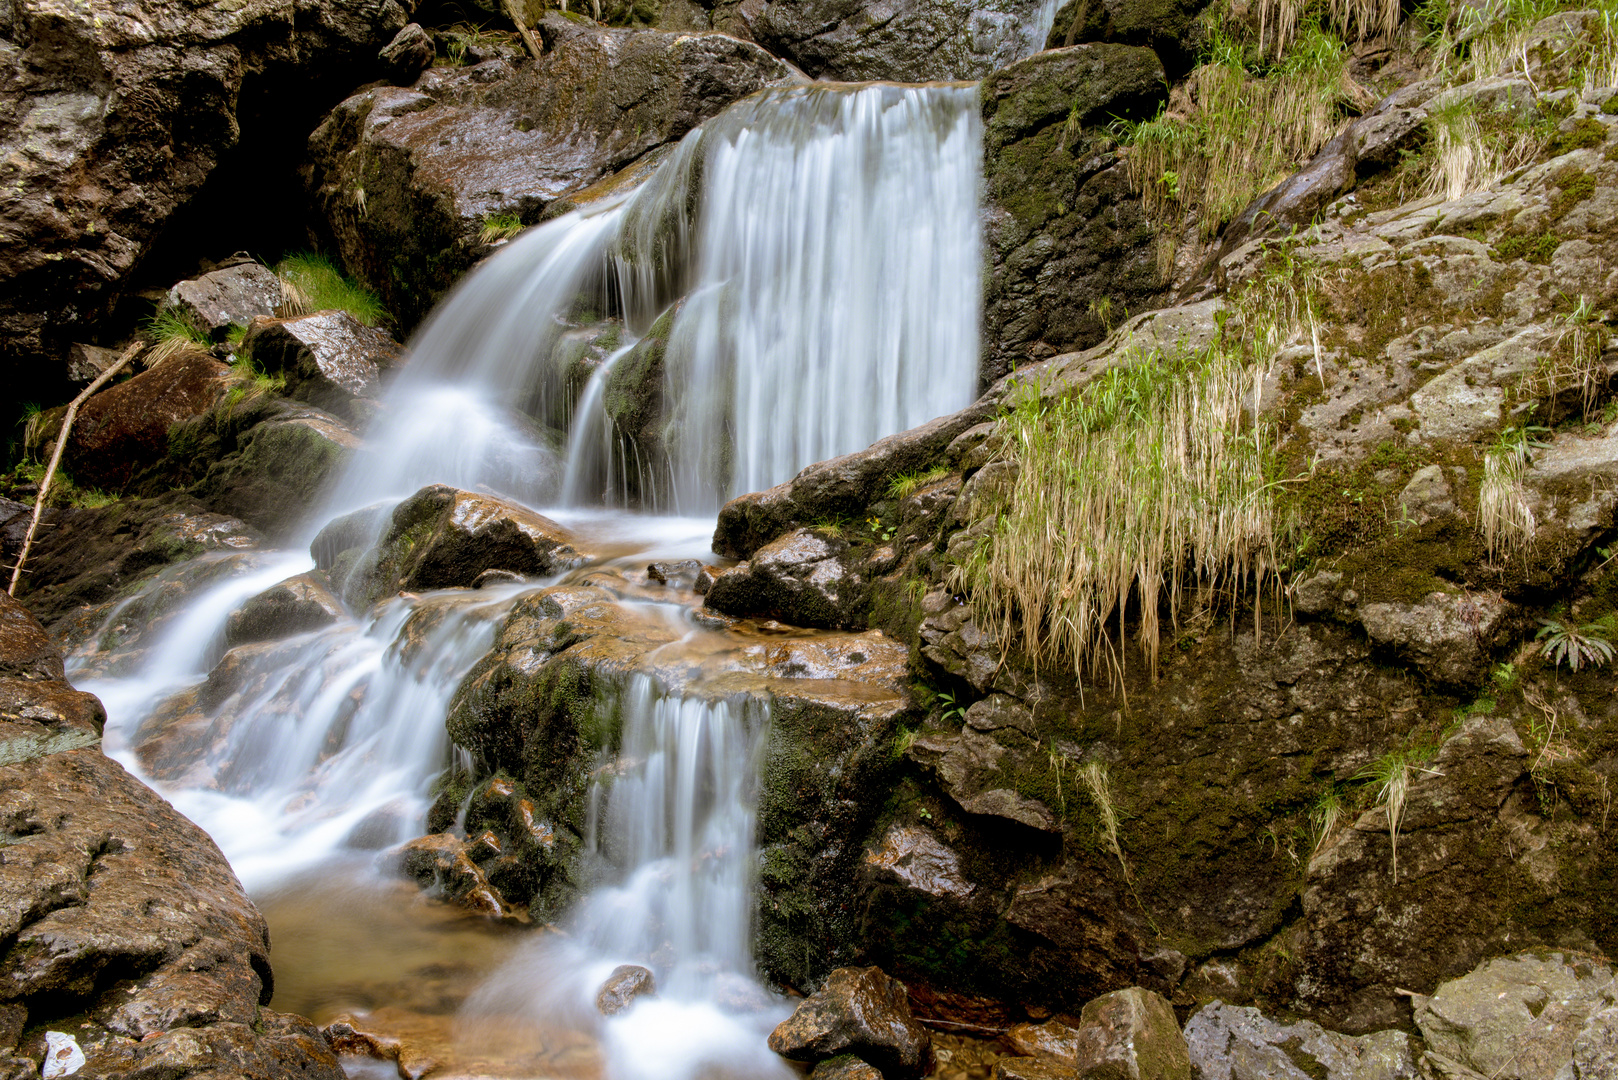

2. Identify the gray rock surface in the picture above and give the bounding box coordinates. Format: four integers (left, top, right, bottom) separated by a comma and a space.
1414, 950, 1616, 1080
165, 263, 284, 340
1010, 988, 1190, 1080
750, 0, 1050, 82
703, 529, 867, 630
1183, 1000, 1419, 1080
1358, 590, 1510, 686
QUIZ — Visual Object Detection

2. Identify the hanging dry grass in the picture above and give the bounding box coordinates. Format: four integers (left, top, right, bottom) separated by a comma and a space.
1478, 428, 1540, 561
1259, 0, 1400, 55
1118, 26, 1363, 238
949, 338, 1283, 691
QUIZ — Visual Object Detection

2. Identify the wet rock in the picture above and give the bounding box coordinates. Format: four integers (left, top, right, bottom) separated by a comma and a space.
379, 23, 435, 85
933, 730, 1058, 832
980, 44, 1168, 379
66, 351, 228, 492
224, 572, 346, 647
715, 399, 998, 559
751, 0, 1050, 82
963, 694, 1036, 736
192, 405, 361, 540
342, 484, 588, 607
811, 1054, 884, 1080
305, 17, 790, 329
473, 568, 527, 589
0, 600, 342, 1078
1413, 950, 1616, 1080
703, 529, 868, 630
164, 262, 283, 340
768, 966, 934, 1079
1007, 988, 1189, 1080
596, 965, 657, 1016
863, 824, 977, 901
647, 559, 703, 586
1183, 1000, 1419, 1080
0, 677, 105, 766
0, 0, 413, 393
1358, 590, 1509, 686
242, 312, 402, 423
394, 833, 510, 916
0, 593, 66, 683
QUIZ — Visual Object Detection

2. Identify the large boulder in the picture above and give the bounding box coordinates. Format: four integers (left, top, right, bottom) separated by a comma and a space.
1413, 951, 1616, 1080
65, 351, 228, 492
0, 593, 343, 1079
303, 16, 791, 328
703, 529, 869, 630
1002, 988, 1190, 1080
748, 0, 1049, 82
979, 43, 1169, 380
0, 0, 416, 397
1044, 0, 1211, 75
767, 966, 934, 1079
189, 403, 361, 539
224, 572, 346, 647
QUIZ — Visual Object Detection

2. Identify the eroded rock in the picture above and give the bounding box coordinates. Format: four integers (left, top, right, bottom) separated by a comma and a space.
1358, 590, 1509, 686
596, 965, 657, 1016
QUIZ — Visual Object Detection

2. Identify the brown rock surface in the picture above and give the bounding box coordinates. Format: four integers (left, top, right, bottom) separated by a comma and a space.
0, 588, 342, 1079
768, 966, 933, 1079
66, 352, 228, 492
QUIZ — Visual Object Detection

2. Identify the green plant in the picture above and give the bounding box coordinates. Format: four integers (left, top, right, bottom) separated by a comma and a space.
219, 357, 286, 418
1535, 614, 1616, 670
1358, 747, 1439, 881
479, 213, 524, 245
935, 691, 967, 724
1490, 661, 1520, 693
1309, 787, 1344, 860
1114, 21, 1366, 237
888, 465, 951, 500
867, 515, 896, 543
1478, 425, 1548, 560
143, 306, 213, 366
275, 253, 388, 326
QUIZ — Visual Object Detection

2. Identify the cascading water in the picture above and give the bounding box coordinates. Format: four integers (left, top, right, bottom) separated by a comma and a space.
69, 76, 985, 1080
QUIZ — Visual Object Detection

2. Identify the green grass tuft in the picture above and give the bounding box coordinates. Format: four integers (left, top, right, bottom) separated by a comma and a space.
144, 306, 213, 366
479, 213, 525, 245
888, 465, 951, 500
275, 253, 388, 327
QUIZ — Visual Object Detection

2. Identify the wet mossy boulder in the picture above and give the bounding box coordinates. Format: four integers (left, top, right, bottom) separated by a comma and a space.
65, 351, 229, 493
223, 571, 345, 648
704, 529, 869, 630
980, 43, 1169, 380
242, 312, 402, 424
318, 484, 588, 608
189, 405, 360, 541
1044, 0, 1212, 77
768, 966, 934, 1079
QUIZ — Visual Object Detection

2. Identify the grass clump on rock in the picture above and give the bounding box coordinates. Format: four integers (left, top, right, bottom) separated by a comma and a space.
275, 252, 388, 327
143, 306, 213, 367
1114, 22, 1365, 238
950, 337, 1284, 691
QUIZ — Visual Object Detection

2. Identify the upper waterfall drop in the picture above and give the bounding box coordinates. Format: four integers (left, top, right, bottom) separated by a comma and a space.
318, 81, 984, 525
643, 82, 985, 506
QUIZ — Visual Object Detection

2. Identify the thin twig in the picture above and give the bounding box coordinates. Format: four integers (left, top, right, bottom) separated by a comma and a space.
7, 343, 140, 596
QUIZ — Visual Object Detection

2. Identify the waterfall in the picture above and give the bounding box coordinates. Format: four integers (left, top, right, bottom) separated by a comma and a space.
68, 71, 986, 1080
463, 676, 792, 1080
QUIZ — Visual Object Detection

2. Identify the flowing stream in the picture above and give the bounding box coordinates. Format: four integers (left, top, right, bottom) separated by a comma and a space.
69, 79, 988, 1080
